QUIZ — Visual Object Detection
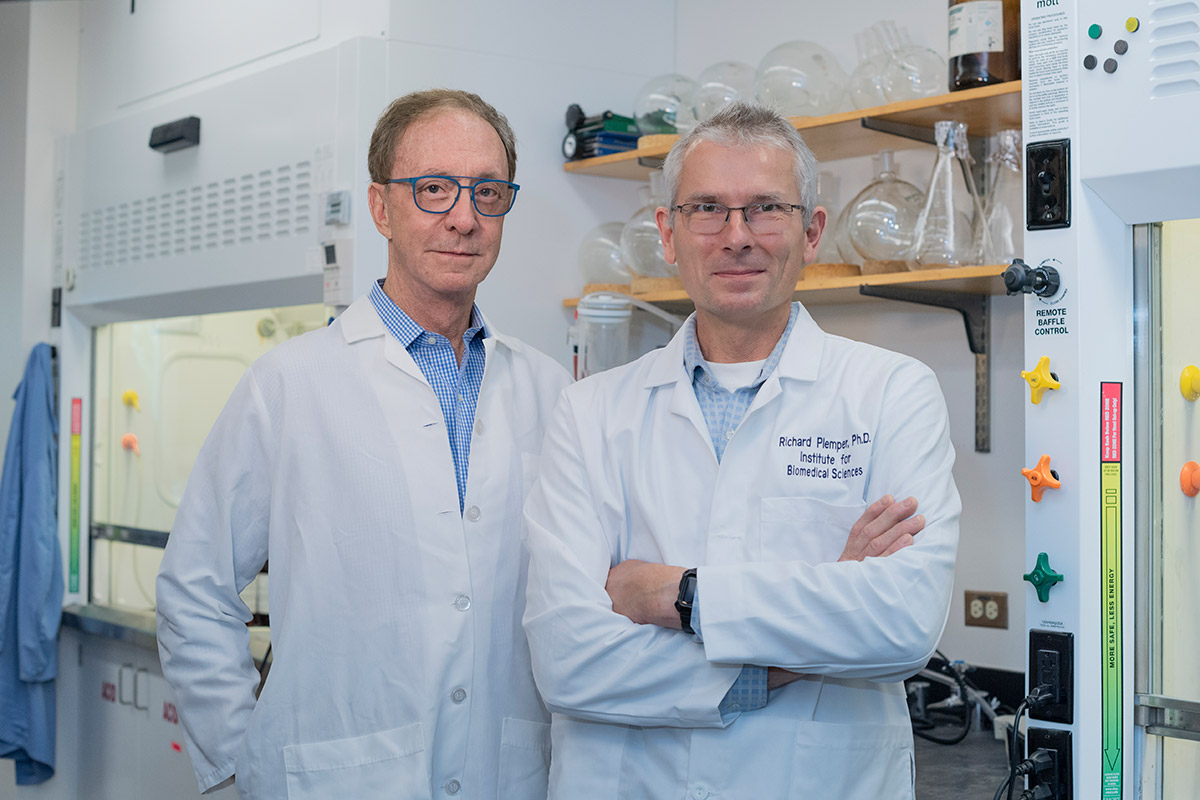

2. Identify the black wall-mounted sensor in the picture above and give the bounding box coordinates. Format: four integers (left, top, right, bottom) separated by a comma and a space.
149, 116, 201, 153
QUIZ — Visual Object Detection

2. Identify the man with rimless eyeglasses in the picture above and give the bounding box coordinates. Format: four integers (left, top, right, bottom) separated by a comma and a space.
157, 89, 569, 800
523, 102, 961, 798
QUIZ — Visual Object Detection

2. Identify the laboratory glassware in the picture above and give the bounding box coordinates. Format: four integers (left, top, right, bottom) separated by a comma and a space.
982, 128, 1022, 263
692, 61, 757, 122
755, 41, 851, 117
844, 150, 926, 262
633, 74, 698, 135
620, 172, 675, 278
576, 292, 633, 378
578, 221, 632, 285
949, 0, 1021, 90
907, 121, 988, 269
814, 170, 842, 264
848, 28, 891, 110
877, 21, 948, 102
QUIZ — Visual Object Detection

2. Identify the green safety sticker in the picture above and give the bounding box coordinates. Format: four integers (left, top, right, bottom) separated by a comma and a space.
69, 397, 81, 593
1100, 383, 1122, 797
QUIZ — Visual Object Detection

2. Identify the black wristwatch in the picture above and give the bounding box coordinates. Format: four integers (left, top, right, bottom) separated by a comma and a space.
675, 568, 698, 634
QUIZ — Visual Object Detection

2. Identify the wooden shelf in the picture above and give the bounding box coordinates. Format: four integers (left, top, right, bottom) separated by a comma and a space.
562, 82, 1022, 180
564, 264, 1009, 314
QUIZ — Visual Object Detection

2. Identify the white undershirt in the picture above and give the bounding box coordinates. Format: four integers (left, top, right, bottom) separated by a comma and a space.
705, 359, 767, 391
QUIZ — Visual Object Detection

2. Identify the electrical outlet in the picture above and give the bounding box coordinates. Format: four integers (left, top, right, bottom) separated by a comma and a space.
1029, 630, 1074, 724
964, 590, 1008, 628
1026, 139, 1071, 230
1027, 727, 1072, 800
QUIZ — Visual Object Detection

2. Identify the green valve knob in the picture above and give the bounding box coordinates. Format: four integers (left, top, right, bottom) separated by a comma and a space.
1089, 23, 1103, 39
1024, 552, 1064, 602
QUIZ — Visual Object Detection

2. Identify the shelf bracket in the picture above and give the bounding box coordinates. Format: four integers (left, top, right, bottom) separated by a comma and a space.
858, 284, 991, 453
859, 116, 990, 195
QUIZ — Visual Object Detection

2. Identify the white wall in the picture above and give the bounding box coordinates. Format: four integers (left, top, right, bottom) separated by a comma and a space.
0, 2, 31, 461
675, 0, 1028, 672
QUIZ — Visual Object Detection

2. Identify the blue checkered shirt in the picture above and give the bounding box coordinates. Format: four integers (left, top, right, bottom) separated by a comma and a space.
369, 279, 487, 513
684, 303, 800, 719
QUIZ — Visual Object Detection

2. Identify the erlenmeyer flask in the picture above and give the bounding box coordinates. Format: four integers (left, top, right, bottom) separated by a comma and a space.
908, 121, 981, 269
982, 129, 1022, 263
845, 150, 925, 262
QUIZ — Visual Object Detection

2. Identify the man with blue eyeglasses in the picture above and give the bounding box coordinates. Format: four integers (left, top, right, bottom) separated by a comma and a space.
157, 89, 570, 800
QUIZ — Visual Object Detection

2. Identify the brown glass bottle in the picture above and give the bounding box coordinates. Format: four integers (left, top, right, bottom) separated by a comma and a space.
948, 0, 1021, 91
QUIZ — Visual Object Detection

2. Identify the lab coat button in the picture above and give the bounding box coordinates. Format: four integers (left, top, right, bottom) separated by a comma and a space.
692, 786, 708, 799
445, 779, 461, 795
466, 505, 481, 522
725, 430, 735, 440
454, 594, 472, 611
451, 687, 467, 703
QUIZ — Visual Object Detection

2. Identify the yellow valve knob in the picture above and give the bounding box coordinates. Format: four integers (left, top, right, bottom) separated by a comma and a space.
122, 389, 141, 411
1183, 461, 1200, 498
1022, 454, 1062, 502
1182, 365, 1200, 402
1022, 356, 1061, 404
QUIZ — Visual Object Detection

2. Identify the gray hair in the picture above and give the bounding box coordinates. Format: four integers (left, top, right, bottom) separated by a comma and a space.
660, 101, 818, 227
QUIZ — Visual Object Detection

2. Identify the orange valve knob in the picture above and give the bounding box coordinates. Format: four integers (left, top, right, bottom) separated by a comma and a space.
1022, 356, 1061, 404
121, 433, 141, 457
1022, 454, 1061, 502
1183, 462, 1200, 498
1182, 365, 1200, 402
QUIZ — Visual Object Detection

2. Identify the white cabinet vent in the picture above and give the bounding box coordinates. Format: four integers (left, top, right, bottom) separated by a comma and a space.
78, 160, 313, 270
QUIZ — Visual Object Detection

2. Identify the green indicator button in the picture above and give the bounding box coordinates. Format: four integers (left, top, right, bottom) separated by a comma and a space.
1089, 23, 1104, 39
1024, 552, 1064, 602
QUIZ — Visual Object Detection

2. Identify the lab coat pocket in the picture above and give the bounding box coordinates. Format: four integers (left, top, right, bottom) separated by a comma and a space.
791, 721, 914, 799
758, 497, 867, 564
497, 717, 551, 798
283, 722, 429, 800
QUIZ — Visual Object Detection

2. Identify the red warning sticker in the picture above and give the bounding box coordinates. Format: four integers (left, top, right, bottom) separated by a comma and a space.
1101, 383, 1121, 463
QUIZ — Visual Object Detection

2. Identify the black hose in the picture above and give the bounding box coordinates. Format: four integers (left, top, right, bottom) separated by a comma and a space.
911, 655, 974, 745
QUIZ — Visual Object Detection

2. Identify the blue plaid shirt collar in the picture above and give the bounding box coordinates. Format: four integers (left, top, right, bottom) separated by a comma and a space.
368, 279, 489, 349
682, 302, 800, 390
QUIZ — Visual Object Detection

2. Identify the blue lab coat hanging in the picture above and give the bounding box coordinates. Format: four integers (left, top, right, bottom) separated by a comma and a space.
0, 343, 62, 785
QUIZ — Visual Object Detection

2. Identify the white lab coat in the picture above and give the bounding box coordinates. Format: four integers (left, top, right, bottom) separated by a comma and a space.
157, 294, 570, 800
523, 303, 960, 799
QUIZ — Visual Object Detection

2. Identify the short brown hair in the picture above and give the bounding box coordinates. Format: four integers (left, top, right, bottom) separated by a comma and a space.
367, 89, 517, 183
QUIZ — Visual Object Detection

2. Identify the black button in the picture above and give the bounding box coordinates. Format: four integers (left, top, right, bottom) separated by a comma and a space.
1114, 39, 1129, 55
1084, 54, 1098, 69
1104, 58, 1119, 73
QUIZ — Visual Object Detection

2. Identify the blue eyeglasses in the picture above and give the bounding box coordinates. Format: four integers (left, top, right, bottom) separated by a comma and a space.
383, 175, 520, 217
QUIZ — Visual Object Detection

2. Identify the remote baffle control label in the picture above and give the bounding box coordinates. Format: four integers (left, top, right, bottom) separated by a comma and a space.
1100, 383, 1123, 798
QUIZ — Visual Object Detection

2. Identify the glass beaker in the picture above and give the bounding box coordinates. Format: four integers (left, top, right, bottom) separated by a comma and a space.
844, 150, 926, 262
577, 292, 633, 378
